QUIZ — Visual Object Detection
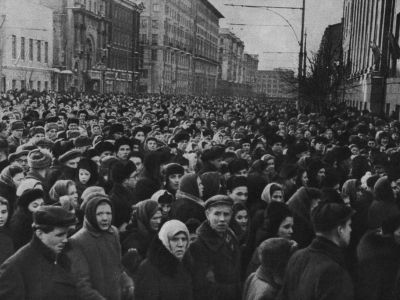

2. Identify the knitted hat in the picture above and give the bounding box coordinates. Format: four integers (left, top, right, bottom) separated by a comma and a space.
58, 149, 81, 165
27, 149, 53, 170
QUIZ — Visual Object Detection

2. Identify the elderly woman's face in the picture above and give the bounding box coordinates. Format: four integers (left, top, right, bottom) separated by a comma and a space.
169, 232, 188, 260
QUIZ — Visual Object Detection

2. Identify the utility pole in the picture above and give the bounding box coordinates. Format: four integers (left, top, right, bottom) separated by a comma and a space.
303, 31, 307, 78
298, 0, 306, 80
0, 15, 5, 93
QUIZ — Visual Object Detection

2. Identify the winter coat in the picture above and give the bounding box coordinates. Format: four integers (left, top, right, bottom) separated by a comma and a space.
286, 187, 315, 248
356, 230, 400, 300
278, 236, 354, 300
171, 190, 205, 223
0, 235, 78, 300
121, 220, 157, 258
243, 268, 280, 300
135, 175, 162, 202
135, 237, 194, 300
109, 183, 136, 228
189, 221, 241, 300
10, 208, 33, 250
0, 227, 14, 265
68, 197, 126, 300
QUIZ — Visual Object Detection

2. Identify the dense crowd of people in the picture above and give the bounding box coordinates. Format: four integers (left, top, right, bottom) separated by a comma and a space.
0, 90, 399, 299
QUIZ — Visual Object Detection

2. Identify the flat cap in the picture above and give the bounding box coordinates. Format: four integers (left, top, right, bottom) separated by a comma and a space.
33, 205, 77, 227
204, 195, 234, 210
58, 149, 81, 164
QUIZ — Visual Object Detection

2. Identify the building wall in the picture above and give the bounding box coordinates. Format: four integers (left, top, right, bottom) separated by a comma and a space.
342, 0, 395, 114
193, 0, 221, 95
139, 0, 221, 95
217, 27, 246, 95
255, 68, 296, 99
0, 0, 53, 92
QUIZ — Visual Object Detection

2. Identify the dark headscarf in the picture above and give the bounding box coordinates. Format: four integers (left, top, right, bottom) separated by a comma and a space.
84, 195, 113, 232
135, 199, 159, 231
200, 172, 220, 200
178, 173, 200, 198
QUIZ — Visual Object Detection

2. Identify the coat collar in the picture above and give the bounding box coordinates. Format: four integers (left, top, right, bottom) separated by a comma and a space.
310, 236, 346, 267
197, 220, 237, 252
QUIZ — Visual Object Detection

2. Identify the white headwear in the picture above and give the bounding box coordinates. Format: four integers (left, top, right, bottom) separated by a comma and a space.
158, 220, 190, 257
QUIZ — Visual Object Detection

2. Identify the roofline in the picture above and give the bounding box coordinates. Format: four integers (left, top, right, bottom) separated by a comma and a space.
200, 0, 224, 19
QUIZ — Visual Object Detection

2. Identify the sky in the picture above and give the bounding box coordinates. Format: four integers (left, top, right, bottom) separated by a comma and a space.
209, 0, 344, 72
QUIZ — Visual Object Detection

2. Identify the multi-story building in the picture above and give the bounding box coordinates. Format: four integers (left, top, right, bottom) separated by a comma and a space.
105, 0, 142, 93
40, 0, 142, 93
139, 0, 194, 94
243, 53, 259, 89
342, 0, 396, 114
139, 0, 222, 95
216, 28, 248, 95
255, 68, 296, 99
0, 0, 53, 92
193, 0, 223, 95
40, 0, 111, 92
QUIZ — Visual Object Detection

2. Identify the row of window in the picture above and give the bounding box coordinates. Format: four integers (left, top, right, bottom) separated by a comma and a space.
11, 36, 48, 63
11, 79, 49, 91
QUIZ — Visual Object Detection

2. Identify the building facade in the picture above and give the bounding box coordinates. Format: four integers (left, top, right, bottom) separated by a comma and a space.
255, 68, 296, 99
0, 0, 54, 92
40, 0, 142, 93
192, 0, 222, 95
216, 28, 247, 95
139, 0, 222, 95
106, 0, 142, 93
243, 53, 259, 89
342, 0, 396, 114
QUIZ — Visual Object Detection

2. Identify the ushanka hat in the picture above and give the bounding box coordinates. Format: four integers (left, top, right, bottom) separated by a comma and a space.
27, 149, 52, 169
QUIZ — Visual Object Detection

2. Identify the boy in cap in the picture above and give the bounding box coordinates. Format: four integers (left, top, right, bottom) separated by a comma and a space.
0, 206, 78, 299
190, 195, 241, 300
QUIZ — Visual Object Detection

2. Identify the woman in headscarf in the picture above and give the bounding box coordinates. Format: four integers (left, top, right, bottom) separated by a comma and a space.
0, 165, 24, 216
109, 161, 137, 230
135, 151, 170, 201
135, 220, 193, 300
10, 189, 45, 250
260, 183, 284, 204
246, 201, 295, 276
170, 173, 205, 223
200, 171, 221, 200
68, 194, 133, 300
243, 238, 296, 300
121, 199, 162, 259
48, 179, 79, 212
286, 186, 321, 248
75, 157, 99, 197
230, 202, 249, 247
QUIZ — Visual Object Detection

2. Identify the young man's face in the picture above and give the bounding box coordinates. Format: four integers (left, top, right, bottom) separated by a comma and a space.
206, 205, 232, 234
37, 226, 70, 254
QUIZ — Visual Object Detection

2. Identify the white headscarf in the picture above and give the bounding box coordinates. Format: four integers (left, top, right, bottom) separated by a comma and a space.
158, 220, 190, 257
